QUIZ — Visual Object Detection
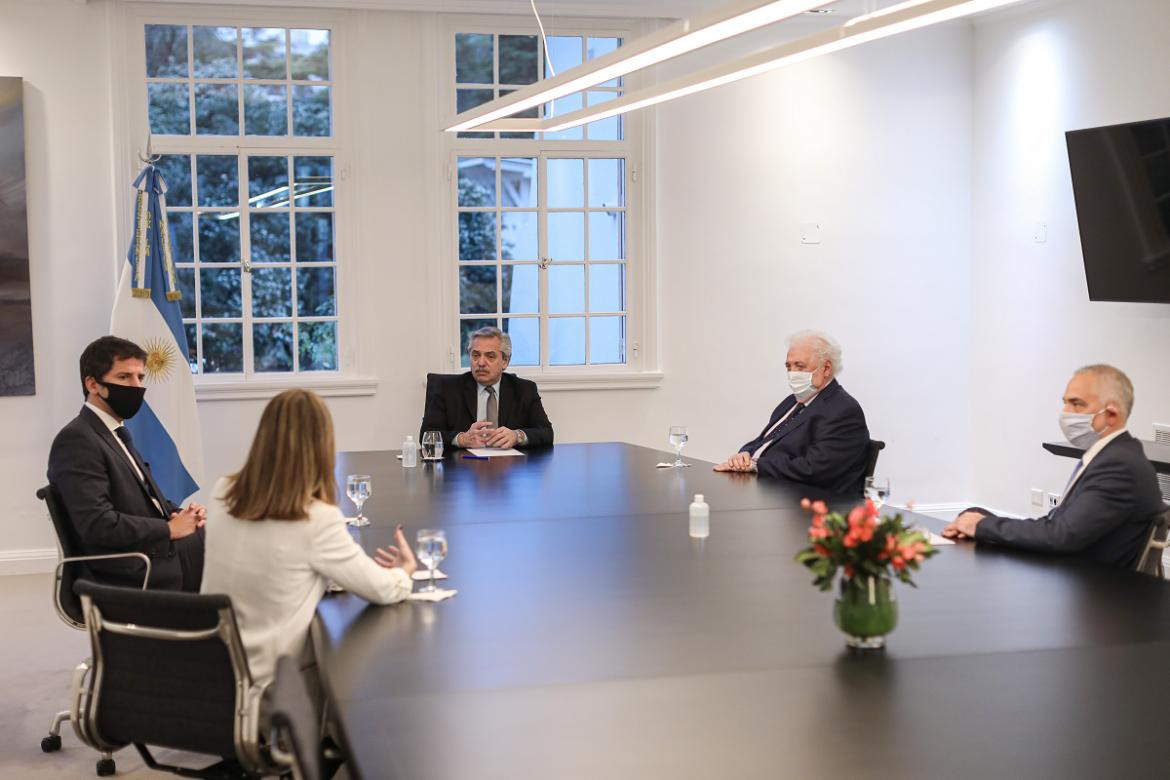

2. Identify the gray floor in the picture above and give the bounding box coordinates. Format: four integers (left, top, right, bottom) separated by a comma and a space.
0, 573, 209, 778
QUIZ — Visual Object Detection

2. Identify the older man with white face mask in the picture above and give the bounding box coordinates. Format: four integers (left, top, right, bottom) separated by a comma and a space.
715, 330, 871, 496
943, 364, 1164, 569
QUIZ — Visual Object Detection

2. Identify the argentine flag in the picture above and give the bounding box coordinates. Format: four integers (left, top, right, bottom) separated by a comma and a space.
110, 164, 203, 503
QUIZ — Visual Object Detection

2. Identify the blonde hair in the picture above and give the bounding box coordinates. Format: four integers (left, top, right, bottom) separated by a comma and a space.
224, 389, 337, 521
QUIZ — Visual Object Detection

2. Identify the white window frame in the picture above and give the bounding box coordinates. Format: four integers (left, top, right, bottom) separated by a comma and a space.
113, 3, 375, 401
438, 15, 661, 391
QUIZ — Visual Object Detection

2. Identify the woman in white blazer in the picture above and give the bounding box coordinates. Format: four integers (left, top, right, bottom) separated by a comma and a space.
201, 389, 416, 686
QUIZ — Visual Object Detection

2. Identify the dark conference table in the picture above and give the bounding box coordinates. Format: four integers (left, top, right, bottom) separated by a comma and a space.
316, 443, 1170, 779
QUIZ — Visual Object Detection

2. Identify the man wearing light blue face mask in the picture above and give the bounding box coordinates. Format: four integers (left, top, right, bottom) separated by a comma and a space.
715, 330, 870, 496
943, 364, 1164, 569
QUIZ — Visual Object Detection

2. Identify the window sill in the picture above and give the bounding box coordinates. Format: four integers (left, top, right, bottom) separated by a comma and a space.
194, 374, 379, 402
517, 371, 663, 392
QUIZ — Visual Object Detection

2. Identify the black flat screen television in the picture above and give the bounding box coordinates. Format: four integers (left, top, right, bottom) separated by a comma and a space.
1066, 116, 1170, 303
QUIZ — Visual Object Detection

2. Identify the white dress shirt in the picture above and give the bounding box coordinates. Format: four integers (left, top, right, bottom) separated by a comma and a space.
200, 477, 413, 685
750, 389, 823, 464
85, 401, 164, 516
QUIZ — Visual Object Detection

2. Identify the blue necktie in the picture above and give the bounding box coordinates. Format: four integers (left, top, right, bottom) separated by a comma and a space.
1059, 459, 1084, 504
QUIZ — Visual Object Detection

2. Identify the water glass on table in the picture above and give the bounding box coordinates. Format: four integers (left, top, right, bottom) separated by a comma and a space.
346, 474, 372, 527
864, 476, 890, 511
421, 430, 444, 461
416, 528, 448, 593
668, 425, 690, 468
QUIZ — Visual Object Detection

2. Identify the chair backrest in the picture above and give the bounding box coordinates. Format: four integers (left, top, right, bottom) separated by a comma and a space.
38, 484, 89, 628
269, 655, 323, 780
73, 579, 268, 770
425, 372, 461, 398
864, 440, 886, 480
1135, 506, 1170, 578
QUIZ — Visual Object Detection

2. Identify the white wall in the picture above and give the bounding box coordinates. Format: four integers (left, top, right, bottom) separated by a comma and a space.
970, 0, 1170, 516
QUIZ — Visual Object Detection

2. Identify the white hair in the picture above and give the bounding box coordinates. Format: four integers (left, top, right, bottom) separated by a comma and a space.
1075, 364, 1134, 419
467, 326, 512, 361
788, 330, 843, 374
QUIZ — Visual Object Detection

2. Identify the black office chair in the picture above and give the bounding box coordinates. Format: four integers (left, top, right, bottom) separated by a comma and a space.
268, 655, 325, 780
37, 484, 150, 776
69, 579, 282, 779
1135, 506, 1170, 578
864, 440, 886, 480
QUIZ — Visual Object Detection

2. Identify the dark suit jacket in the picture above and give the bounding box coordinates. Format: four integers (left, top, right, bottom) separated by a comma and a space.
420, 372, 554, 449
47, 406, 190, 590
739, 379, 870, 496
973, 432, 1165, 569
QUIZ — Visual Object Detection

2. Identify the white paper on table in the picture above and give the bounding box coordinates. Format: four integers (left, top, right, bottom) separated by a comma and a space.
408, 588, 458, 602
411, 569, 449, 581
920, 530, 955, 546
466, 448, 525, 458
655, 462, 690, 468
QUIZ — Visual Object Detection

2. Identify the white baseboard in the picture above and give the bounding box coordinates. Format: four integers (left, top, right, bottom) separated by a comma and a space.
0, 549, 57, 576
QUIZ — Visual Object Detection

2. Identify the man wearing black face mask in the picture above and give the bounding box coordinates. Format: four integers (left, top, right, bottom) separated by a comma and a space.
47, 336, 206, 591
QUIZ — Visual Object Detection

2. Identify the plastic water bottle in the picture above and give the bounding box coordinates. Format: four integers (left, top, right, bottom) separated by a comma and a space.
689, 494, 709, 538
402, 435, 418, 468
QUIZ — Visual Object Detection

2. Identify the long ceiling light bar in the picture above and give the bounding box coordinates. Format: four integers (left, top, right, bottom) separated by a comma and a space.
445, 0, 839, 133
473, 0, 1025, 135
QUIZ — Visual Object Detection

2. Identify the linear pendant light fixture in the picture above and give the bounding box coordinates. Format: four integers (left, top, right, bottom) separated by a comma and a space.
445, 0, 839, 133
450, 0, 1025, 135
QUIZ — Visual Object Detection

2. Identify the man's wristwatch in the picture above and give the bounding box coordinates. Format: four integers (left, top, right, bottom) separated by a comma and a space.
516, 430, 528, 447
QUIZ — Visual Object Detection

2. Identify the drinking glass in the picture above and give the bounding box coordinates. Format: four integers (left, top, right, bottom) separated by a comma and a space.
421, 430, 444, 461
668, 425, 689, 468
346, 474, 372, 527
864, 476, 890, 511
416, 528, 448, 593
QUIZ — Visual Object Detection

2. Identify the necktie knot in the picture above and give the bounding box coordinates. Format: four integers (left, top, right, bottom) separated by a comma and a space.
115, 426, 134, 447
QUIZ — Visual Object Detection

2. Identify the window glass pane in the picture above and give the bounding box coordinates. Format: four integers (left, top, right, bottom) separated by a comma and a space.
297, 267, 336, 316
157, 155, 192, 206
501, 157, 537, 207
499, 90, 537, 140
456, 88, 494, 139
170, 213, 194, 263
199, 267, 242, 317
504, 317, 539, 366
546, 36, 582, 76
184, 323, 199, 373
252, 267, 292, 317
176, 267, 196, 319
458, 318, 496, 368
549, 317, 585, 365
248, 156, 289, 208
547, 159, 584, 208
299, 322, 337, 370
295, 213, 334, 262
458, 157, 497, 207
588, 212, 624, 260
292, 85, 331, 136
148, 84, 189, 135
243, 28, 285, 79
455, 33, 493, 84
254, 322, 294, 372
244, 85, 288, 136
293, 157, 333, 207
589, 264, 624, 312
290, 29, 330, 81
501, 212, 537, 261
198, 214, 240, 263
195, 83, 239, 135
250, 212, 290, 262
586, 91, 621, 141
501, 265, 538, 314
547, 212, 584, 260
588, 158, 625, 208
202, 322, 243, 373
548, 264, 584, 313
459, 266, 497, 315
196, 156, 238, 207
459, 212, 496, 261
588, 37, 622, 86
544, 93, 583, 141
499, 35, 538, 85
193, 26, 237, 78
146, 24, 188, 78
589, 316, 625, 364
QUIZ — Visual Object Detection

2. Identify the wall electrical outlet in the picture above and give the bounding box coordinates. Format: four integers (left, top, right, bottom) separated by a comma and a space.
1030, 488, 1045, 507
1046, 492, 1060, 510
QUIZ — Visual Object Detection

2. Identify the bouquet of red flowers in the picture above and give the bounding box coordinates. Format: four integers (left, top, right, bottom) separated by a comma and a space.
794, 498, 938, 592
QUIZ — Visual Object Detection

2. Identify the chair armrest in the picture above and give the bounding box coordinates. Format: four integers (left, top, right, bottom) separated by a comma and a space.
57, 552, 153, 590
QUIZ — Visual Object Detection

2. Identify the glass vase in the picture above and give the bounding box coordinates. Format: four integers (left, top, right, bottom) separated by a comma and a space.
833, 576, 898, 649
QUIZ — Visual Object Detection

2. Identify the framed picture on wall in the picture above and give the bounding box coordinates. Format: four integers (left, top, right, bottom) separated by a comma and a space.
0, 76, 34, 396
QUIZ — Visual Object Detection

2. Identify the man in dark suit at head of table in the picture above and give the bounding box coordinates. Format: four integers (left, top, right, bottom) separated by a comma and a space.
420, 326, 553, 450
47, 336, 206, 591
714, 329, 871, 496
943, 364, 1165, 569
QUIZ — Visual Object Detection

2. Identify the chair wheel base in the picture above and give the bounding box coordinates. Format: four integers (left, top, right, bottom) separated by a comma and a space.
96, 757, 116, 776
41, 734, 63, 752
